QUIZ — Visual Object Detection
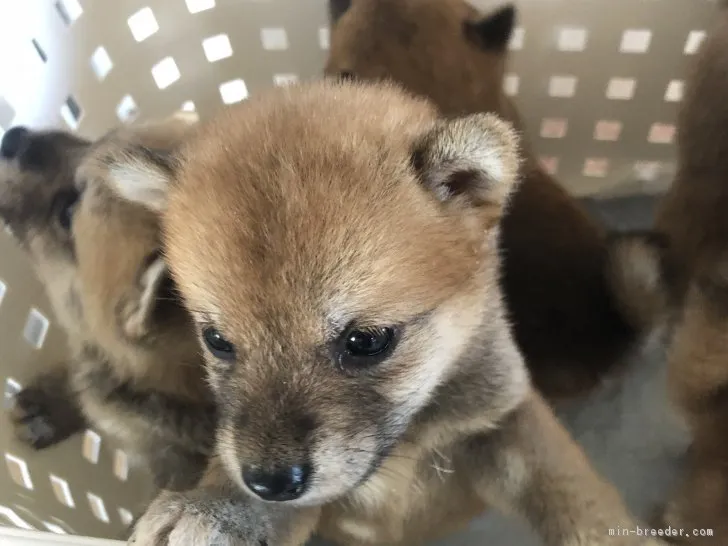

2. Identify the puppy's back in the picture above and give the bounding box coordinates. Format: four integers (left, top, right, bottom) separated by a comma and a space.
655, 6, 728, 292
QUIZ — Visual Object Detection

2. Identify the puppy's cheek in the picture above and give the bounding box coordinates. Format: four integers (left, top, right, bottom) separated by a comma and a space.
306, 429, 380, 502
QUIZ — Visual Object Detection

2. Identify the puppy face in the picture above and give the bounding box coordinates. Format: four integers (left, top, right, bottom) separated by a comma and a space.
0, 114, 197, 344
0, 127, 89, 272
0, 127, 91, 333
325, 0, 515, 117
107, 81, 521, 505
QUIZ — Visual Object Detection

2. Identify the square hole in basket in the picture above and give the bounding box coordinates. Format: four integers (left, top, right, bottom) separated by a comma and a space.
203, 34, 233, 62
261, 28, 289, 50
50, 475, 75, 507
539, 156, 559, 175
0, 506, 34, 530
181, 101, 196, 112
220, 79, 248, 104
152, 57, 180, 89
87, 493, 110, 523
319, 27, 330, 50
186, 0, 215, 13
0, 97, 16, 131
23, 308, 49, 349
90, 47, 113, 81
274, 73, 298, 87
540, 118, 568, 139
119, 508, 134, 526
665, 80, 684, 102
113, 450, 129, 481
634, 161, 663, 182
43, 521, 67, 534
5, 453, 34, 490
606, 78, 636, 100
55, 0, 83, 26
503, 74, 519, 96
548, 75, 577, 98
509, 27, 525, 50
648, 123, 676, 144
60, 96, 82, 130
31, 39, 47, 63
583, 158, 609, 177
594, 120, 622, 141
128, 7, 159, 43
620, 29, 652, 53
4, 377, 21, 410
684, 30, 706, 55
116, 95, 139, 123
557, 27, 588, 52
82, 430, 101, 464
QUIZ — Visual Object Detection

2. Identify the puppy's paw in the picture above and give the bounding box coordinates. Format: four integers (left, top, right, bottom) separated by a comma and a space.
129, 490, 302, 546
10, 385, 85, 449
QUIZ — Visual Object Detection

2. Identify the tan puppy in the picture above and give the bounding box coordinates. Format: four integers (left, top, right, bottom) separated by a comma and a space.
324, 0, 656, 402
0, 114, 215, 491
109, 80, 661, 545
639, 2, 728, 542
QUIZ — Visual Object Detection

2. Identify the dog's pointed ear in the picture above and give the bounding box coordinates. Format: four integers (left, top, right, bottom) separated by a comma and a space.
411, 113, 521, 212
120, 252, 171, 339
329, 0, 352, 24
102, 111, 198, 212
106, 146, 177, 213
464, 4, 516, 51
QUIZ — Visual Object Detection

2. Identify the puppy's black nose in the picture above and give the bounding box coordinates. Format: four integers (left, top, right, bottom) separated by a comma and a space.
1, 126, 30, 159
242, 464, 310, 502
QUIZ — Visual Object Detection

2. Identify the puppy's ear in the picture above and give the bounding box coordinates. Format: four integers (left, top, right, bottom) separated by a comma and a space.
119, 252, 170, 339
106, 146, 177, 213
329, 0, 352, 24
412, 113, 521, 212
464, 4, 516, 51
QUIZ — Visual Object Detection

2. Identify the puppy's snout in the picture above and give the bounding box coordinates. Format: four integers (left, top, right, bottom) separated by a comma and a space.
1, 126, 30, 160
242, 463, 311, 502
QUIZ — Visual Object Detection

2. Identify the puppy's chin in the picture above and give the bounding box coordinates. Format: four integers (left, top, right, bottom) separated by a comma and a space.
218, 426, 392, 507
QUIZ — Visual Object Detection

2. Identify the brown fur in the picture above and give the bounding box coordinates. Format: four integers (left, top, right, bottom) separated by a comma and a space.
0, 113, 215, 492
623, 3, 728, 542
323, 0, 649, 402
110, 80, 661, 545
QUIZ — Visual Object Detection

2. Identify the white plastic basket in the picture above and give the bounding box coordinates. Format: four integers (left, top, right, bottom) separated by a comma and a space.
0, 527, 121, 546
0, 0, 710, 543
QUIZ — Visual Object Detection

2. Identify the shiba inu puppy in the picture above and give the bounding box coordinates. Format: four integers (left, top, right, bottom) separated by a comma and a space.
0, 113, 215, 491
639, 2, 728, 542
108, 80, 662, 545
324, 0, 655, 402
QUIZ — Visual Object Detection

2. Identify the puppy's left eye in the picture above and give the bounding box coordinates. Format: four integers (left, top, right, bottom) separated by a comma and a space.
202, 326, 236, 361
336, 326, 398, 370
53, 189, 79, 231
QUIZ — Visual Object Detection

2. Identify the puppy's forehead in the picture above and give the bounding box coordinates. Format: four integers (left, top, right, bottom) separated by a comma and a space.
166, 83, 480, 330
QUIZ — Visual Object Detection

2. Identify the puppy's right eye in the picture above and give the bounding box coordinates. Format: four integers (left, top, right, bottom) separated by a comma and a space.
202, 327, 236, 361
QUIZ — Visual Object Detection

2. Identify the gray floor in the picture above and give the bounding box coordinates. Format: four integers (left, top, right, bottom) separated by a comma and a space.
313, 194, 693, 545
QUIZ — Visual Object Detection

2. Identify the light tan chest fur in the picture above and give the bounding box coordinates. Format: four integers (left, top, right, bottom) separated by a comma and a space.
318, 444, 486, 546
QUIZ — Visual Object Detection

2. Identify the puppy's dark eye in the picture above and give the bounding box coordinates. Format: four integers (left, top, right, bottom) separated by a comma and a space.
202, 327, 236, 361
339, 71, 356, 81
53, 189, 79, 231
336, 326, 398, 370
